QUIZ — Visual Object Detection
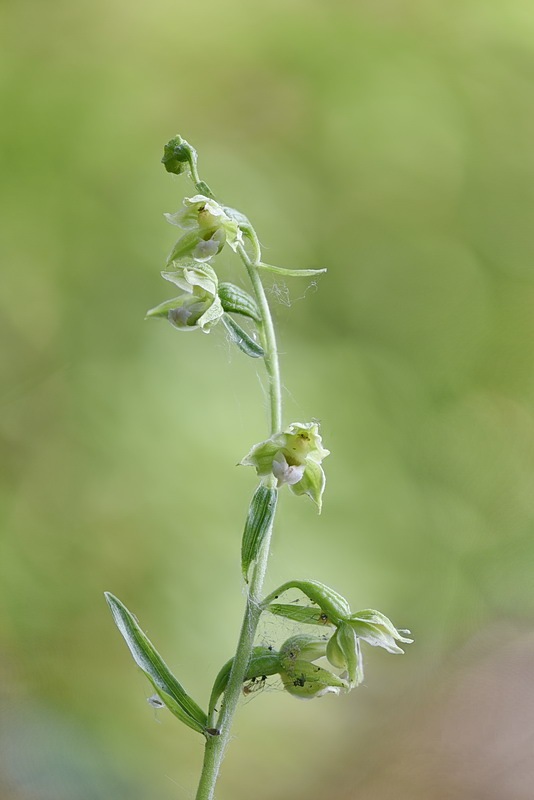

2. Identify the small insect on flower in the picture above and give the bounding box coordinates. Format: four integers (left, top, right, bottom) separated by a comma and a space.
147, 695, 165, 709
243, 675, 268, 696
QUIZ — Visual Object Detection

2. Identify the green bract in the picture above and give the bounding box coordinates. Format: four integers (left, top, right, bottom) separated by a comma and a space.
240, 422, 329, 511
146, 263, 223, 333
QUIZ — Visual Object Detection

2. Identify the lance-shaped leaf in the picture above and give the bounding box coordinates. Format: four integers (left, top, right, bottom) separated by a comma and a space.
218, 282, 261, 322
241, 485, 277, 582
222, 314, 264, 358
263, 579, 351, 625
105, 593, 208, 736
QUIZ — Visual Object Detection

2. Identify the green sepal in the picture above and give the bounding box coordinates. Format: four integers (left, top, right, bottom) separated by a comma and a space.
219, 282, 261, 322
241, 485, 277, 582
288, 458, 326, 512
105, 593, 208, 736
278, 634, 328, 663
279, 635, 347, 699
145, 296, 183, 319
280, 660, 348, 699
222, 314, 265, 358
207, 645, 280, 725
166, 228, 221, 265
267, 604, 334, 627
263, 579, 351, 624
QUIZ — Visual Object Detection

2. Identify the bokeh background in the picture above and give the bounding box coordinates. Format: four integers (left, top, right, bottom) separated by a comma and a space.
2, 0, 534, 798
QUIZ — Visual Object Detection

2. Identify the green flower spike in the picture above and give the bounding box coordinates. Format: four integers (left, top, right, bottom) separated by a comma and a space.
263, 580, 412, 689
146, 263, 224, 333
240, 422, 330, 512
165, 195, 243, 263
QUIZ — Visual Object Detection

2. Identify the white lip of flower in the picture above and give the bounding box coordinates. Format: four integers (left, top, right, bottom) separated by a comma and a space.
271, 452, 306, 487
165, 195, 244, 253
192, 231, 224, 262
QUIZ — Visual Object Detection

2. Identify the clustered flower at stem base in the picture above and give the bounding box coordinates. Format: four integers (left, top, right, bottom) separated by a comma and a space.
105, 134, 413, 800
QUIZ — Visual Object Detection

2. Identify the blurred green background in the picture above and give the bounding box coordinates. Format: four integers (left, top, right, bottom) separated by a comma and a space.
2, 0, 534, 798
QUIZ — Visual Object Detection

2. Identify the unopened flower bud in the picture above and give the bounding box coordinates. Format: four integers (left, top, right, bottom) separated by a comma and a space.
161, 135, 197, 176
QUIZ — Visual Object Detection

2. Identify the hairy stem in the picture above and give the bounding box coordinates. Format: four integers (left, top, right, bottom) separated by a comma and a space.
194, 229, 282, 800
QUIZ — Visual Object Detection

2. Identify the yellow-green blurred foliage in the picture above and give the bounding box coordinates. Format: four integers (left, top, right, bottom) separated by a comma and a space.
2, 0, 534, 798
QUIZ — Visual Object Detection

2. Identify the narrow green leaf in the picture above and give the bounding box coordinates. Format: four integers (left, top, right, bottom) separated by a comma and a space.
241, 485, 277, 581
219, 282, 261, 322
105, 592, 208, 735
222, 314, 264, 358
258, 262, 327, 278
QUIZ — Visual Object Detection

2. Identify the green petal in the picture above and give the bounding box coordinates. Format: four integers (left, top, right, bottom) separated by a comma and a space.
145, 296, 185, 319
197, 296, 224, 332
240, 438, 285, 474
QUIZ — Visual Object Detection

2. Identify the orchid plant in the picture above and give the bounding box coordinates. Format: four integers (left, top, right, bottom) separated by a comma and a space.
105, 135, 412, 800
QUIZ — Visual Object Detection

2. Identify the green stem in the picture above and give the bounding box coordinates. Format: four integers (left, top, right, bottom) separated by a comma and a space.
194, 226, 282, 800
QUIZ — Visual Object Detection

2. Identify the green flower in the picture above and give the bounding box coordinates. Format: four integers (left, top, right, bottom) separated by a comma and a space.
240, 422, 329, 511
278, 634, 348, 699
208, 635, 348, 718
165, 195, 243, 263
264, 580, 412, 689
146, 263, 223, 333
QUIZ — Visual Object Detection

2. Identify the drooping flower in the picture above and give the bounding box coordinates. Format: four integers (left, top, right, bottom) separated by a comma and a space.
240, 422, 329, 511
264, 579, 412, 689
277, 634, 348, 699
165, 195, 243, 263
146, 263, 224, 333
